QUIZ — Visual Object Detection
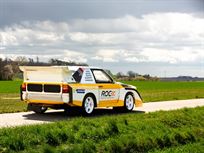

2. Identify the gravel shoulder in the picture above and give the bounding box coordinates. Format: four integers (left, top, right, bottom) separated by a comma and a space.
0, 98, 204, 128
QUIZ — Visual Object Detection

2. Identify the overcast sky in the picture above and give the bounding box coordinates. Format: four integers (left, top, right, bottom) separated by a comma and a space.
0, 0, 204, 77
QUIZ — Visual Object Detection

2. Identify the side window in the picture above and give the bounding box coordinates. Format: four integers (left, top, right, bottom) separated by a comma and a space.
92, 70, 113, 83
72, 68, 84, 83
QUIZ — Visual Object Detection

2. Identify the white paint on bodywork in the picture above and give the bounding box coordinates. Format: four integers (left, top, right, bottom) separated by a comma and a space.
119, 88, 142, 102
72, 87, 99, 104
20, 66, 74, 83
27, 92, 68, 103
80, 69, 95, 84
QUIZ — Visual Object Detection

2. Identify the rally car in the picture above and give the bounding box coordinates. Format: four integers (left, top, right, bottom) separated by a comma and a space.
20, 66, 142, 115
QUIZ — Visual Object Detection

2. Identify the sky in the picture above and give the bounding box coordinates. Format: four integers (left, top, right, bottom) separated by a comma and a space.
0, 0, 204, 77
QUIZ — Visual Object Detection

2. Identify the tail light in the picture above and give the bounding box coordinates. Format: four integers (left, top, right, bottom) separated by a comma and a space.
21, 83, 26, 91
62, 85, 69, 93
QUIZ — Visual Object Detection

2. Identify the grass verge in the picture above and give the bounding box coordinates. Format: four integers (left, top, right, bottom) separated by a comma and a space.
150, 142, 204, 153
0, 81, 22, 93
0, 93, 27, 113
0, 106, 204, 153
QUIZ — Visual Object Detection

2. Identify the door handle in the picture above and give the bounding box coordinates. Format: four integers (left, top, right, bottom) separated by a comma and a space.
99, 85, 103, 88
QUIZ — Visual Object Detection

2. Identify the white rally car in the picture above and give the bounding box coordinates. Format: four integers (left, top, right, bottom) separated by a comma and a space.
20, 66, 142, 115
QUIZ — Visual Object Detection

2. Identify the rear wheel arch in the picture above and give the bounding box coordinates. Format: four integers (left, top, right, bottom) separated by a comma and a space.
82, 93, 97, 115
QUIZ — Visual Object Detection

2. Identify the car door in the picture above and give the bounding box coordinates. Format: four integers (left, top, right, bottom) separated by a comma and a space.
91, 69, 121, 107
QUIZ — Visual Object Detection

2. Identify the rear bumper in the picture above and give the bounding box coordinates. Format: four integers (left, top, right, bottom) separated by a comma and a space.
26, 99, 65, 105
25, 99, 83, 107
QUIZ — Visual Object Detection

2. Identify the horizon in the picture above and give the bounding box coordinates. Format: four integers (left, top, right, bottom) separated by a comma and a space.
0, 0, 204, 77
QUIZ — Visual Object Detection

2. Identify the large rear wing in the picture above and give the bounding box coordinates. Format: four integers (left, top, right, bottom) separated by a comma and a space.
19, 66, 74, 83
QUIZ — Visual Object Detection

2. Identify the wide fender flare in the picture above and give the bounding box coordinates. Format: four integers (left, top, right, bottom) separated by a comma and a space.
124, 88, 143, 107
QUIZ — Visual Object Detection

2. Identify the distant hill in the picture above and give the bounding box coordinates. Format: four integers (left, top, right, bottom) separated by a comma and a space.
160, 76, 204, 81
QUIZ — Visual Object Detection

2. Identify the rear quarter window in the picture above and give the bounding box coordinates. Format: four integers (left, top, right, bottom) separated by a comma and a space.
72, 68, 84, 83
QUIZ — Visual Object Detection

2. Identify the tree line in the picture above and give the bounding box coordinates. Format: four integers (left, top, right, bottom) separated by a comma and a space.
0, 57, 88, 80
0, 57, 157, 81
115, 71, 159, 81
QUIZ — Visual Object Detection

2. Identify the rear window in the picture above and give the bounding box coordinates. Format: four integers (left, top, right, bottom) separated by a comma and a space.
44, 85, 61, 93
27, 84, 42, 92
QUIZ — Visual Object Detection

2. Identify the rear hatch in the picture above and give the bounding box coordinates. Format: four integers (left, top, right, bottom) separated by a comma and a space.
20, 66, 73, 104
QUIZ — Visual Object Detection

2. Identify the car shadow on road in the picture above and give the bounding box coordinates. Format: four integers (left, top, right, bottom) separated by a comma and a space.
22, 109, 145, 122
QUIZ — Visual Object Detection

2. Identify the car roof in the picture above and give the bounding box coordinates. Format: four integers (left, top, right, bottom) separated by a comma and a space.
66, 66, 99, 71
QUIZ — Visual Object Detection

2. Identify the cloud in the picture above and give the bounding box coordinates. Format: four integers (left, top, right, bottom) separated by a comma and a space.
92, 49, 125, 62
127, 48, 204, 64
0, 21, 68, 47
0, 12, 204, 75
62, 50, 87, 63
0, 50, 87, 64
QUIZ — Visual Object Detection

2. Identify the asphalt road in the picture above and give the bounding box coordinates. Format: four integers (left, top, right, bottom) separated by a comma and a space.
0, 98, 204, 128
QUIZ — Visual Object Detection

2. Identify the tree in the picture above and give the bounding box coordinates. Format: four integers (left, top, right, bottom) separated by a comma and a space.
2, 65, 14, 80
127, 71, 136, 78
143, 74, 151, 79
0, 58, 3, 80
49, 58, 88, 66
116, 72, 124, 78
36, 56, 39, 63
15, 56, 28, 65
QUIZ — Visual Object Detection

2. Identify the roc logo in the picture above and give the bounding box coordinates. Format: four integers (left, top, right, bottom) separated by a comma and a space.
101, 90, 116, 97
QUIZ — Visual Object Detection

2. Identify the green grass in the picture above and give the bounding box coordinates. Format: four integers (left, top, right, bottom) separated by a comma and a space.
0, 106, 203, 153
150, 142, 204, 153
0, 81, 22, 93
0, 81, 204, 113
0, 93, 27, 113
122, 81, 204, 102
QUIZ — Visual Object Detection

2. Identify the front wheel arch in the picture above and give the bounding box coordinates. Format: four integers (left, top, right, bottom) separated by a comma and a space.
123, 92, 135, 111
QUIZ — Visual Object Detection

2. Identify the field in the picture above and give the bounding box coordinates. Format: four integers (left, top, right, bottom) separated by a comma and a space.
0, 81, 27, 113
0, 81, 22, 93
0, 80, 204, 113
0, 106, 203, 153
122, 81, 204, 102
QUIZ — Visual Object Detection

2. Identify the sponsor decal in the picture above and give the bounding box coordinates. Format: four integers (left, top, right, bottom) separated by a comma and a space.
85, 71, 93, 81
101, 90, 116, 97
76, 89, 85, 94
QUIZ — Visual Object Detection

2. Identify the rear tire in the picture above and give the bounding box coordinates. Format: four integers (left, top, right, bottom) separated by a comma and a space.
28, 104, 47, 114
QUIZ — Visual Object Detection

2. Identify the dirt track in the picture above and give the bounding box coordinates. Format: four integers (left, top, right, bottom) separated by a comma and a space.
0, 98, 204, 128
